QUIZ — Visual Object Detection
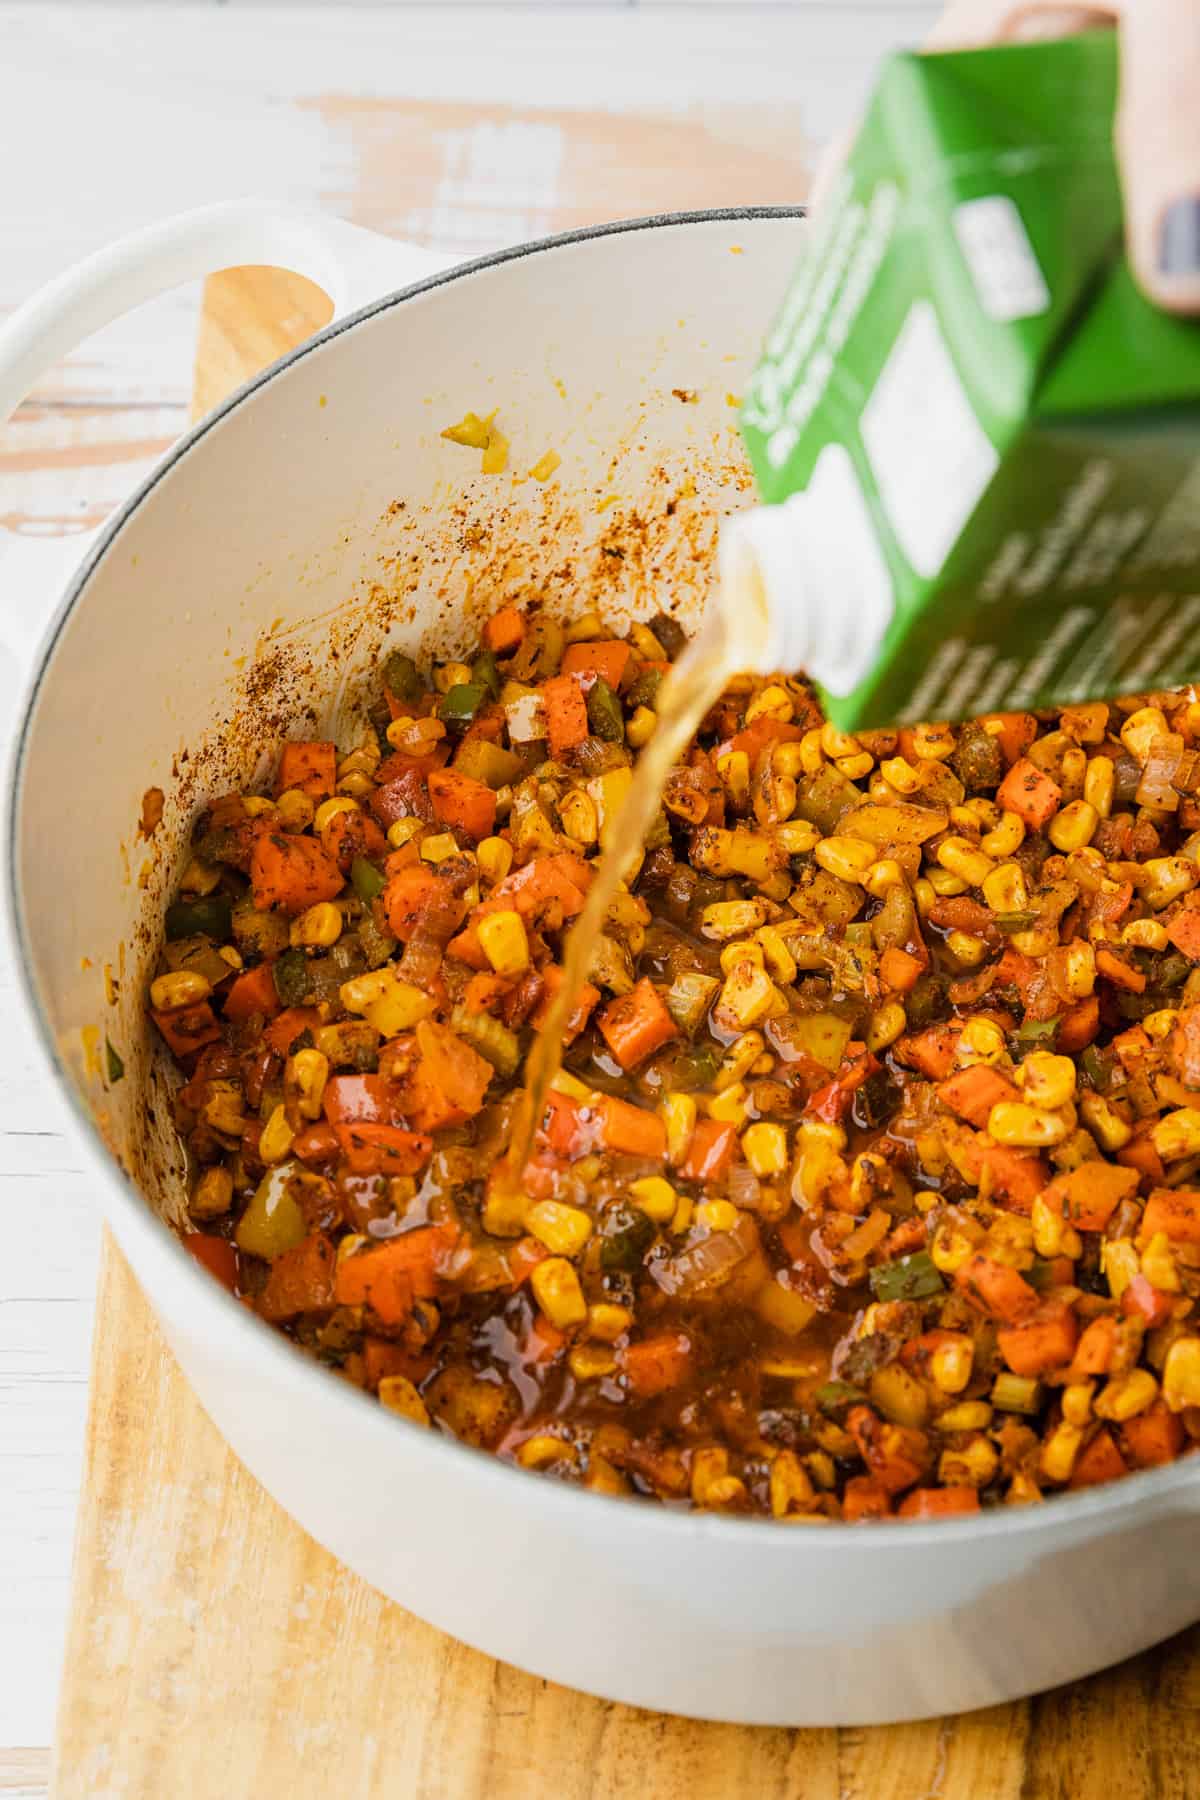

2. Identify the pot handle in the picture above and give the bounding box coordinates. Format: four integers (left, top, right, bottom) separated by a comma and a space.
0, 198, 455, 427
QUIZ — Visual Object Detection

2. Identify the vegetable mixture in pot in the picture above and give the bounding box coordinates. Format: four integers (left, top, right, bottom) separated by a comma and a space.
156, 602, 1200, 1520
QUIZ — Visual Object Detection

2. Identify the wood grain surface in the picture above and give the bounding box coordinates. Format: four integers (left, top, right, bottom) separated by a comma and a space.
48, 243, 1200, 1800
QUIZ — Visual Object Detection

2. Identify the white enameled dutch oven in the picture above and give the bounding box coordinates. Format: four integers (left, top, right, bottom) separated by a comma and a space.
3, 201, 1199, 1728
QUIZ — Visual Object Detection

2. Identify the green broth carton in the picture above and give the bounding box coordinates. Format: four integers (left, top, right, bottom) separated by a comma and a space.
733, 31, 1200, 731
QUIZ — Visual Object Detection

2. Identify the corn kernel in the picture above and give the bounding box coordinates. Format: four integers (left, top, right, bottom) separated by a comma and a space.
180, 856, 222, 896
1062, 940, 1097, 998
241, 796, 276, 818
420, 832, 460, 864
863, 859, 905, 897
911, 722, 956, 761
931, 1223, 983, 1276
707, 1084, 749, 1126
1061, 1382, 1095, 1427
944, 929, 986, 968
717, 960, 779, 1029
937, 836, 995, 886
1122, 918, 1169, 951
275, 788, 316, 832
746, 684, 794, 726
1040, 1421, 1084, 1484
1141, 1231, 1181, 1293
1121, 706, 1169, 762
190, 1165, 234, 1220
715, 1031, 765, 1091
775, 819, 820, 855
290, 901, 343, 949
1094, 1369, 1158, 1422
935, 1400, 993, 1432
930, 1335, 974, 1394
477, 909, 530, 979
702, 899, 769, 939
956, 1016, 1007, 1066
912, 877, 936, 919
476, 836, 514, 884
982, 862, 1029, 913
286, 1047, 329, 1121
530, 1257, 587, 1330
671, 1194, 695, 1235
1145, 1008, 1180, 1042
563, 610, 605, 644
981, 811, 1026, 860
756, 925, 798, 985
1079, 1090, 1133, 1152
259, 1103, 295, 1165
988, 1100, 1073, 1147
558, 789, 598, 846
517, 1433, 574, 1470
696, 1199, 740, 1232
1021, 1051, 1076, 1111
569, 1344, 616, 1382
866, 1000, 907, 1051
720, 939, 765, 976
550, 1069, 593, 1103
622, 706, 656, 749
1139, 856, 1198, 910
741, 1121, 788, 1177
1103, 1237, 1140, 1301
939, 1436, 999, 1487
1084, 756, 1115, 818
385, 818, 421, 850
717, 749, 752, 809
879, 756, 922, 794
526, 1199, 593, 1257
814, 836, 876, 884
587, 1303, 632, 1343
1151, 1107, 1200, 1161
630, 1176, 678, 1223
661, 1093, 697, 1166
837, 751, 875, 780
926, 866, 968, 897
376, 1374, 431, 1427
1162, 1336, 1200, 1411
152, 967, 217, 1019
769, 1449, 815, 1518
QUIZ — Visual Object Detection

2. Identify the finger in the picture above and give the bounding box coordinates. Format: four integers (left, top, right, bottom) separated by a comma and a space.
926, 0, 1111, 51
1118, 0, 1200, 312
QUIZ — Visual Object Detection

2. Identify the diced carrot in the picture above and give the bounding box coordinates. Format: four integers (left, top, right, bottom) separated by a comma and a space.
996, 757, 1062, 830
1139, 1188, 1200, 1245
374, 746, 450, 786
1068, 1428, 1127, 1490
677, 1117, 737, 1182
322, 1074, 404, 1126
263, 1006, 321, 1056
1120, 1399, 1185, 1469
483, 605, 526, 656
620, 1331, 693, 1398
427, 767, 497, 842
401, 1019, 493, 1133
1096, 948, 1146, 993
937, 1064, 1021, 1129
523, 1316, 568, 1365
1070, 1314, 1119, 1378
539, 1091, 591, 1159
505, 1236, 548, 1288
333, 1122, 433, 1176
1041, 1162, 1139, 1232
992, 945, 1038, 1003
530, 965, 600, 1043
979, 711, 1038, 766
152, 1001, 222, 1060
879, 946, 923, 994
540, 673, 590, 758
382, 864, 453, 942
464, 973, 512, 1014
997, 1301, 1079, 1377
183, 1233, 239, 1292
1116, 1128, 1165, 1189
363, 1339, 435, 1391
250, 831, 344, 916
897, 1486, 980, 1520
275, 740, 336, 800
1056, 995, 1101, 1053
1112, 1024, 1152, 1069
257, 1231, 336, 1323
333, 1224, 457, 1325
804, 1050, 880, 1125
449, 854, 591, 968
369, 769, 436, 830
222, 961, 281, 1022
846, 1406, 927, 1495
896, 1023, 962, 1080
320, 806, 389, 874
1121, 1274, 1175, 1328
947, 1127, 1049, 1215
721, 717, 806, 764
955, 1253, 1039, 1323
841, 1476, 893, 1521
561, 640, 632, 689
291, 1121, 340, 1166
597, 977, 678, 1071
1166, 899, 1200, 962
598, 1095, 668, 1161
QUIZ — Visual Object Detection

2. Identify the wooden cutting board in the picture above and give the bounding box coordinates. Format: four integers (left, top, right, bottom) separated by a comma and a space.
54, 207, 1200, 1800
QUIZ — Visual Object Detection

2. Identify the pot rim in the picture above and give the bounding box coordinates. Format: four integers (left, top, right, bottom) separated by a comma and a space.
9, 203, 1199, 1553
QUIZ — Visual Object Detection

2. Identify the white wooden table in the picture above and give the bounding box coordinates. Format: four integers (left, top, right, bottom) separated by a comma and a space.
0, 4, 936, 1789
